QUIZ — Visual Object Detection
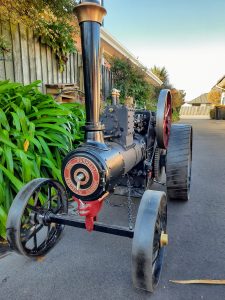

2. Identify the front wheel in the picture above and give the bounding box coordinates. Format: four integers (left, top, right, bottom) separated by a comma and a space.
7, 178, 68, 257
132, 190, 167, 292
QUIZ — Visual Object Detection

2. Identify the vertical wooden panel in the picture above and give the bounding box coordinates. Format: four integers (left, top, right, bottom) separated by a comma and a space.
67, 55, 70, 83
52, 49, 58, 84
0, 58, 5, 80
0, 21, 6, 80
74, 52, 77, 84
10, 23, 23, 82
2, 21, 14, 81
58, 60, 62, 83
34, 36, 42, 83
46, 47, 53, 84
40, 44, 47, 91
19, 24, 30, 84
78, 53, 82, 88
62, 62, 67, 84
70, 54, 75, 84
27, 29, 36, 82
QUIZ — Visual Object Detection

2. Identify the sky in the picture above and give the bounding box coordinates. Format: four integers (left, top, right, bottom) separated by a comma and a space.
103, 0, 225, 101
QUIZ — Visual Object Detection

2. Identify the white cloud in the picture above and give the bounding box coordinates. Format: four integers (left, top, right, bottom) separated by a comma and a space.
129, 42, 225, 101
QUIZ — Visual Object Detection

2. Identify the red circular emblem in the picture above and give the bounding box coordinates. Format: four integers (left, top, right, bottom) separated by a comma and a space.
64, 157, 100, 196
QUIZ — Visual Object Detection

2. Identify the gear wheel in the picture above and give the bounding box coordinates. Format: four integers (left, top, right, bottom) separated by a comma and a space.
153, 147, 166, 181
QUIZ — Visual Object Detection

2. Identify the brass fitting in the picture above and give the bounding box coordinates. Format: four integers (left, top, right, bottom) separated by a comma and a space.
160, 231, 168, 247
74, 2, 107, 25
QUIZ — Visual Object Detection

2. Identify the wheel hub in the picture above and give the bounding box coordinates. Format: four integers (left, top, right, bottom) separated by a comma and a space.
160, 231, 168, 247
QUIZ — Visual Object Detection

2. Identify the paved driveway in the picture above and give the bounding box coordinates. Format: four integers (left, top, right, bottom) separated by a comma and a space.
1, 120, 225, 300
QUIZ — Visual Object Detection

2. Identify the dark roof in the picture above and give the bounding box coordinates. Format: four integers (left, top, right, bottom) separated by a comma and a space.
189, 93, 210, 104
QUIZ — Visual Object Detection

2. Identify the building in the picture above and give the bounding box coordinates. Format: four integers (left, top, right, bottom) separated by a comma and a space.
180, 93, 212, 119
188, 93, 211, 107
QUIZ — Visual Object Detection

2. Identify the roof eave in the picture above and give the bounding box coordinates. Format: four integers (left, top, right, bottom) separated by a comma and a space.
100, 28, 163, 87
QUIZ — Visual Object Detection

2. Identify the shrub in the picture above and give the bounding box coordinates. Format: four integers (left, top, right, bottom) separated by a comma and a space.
172, 109, 180, 122
210, 106, 225, 120
0, 80, 85, 238
109, 57, 154, 107
210, 108, 216, 119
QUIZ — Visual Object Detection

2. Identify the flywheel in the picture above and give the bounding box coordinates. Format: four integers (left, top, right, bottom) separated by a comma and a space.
155, 89, 172, 149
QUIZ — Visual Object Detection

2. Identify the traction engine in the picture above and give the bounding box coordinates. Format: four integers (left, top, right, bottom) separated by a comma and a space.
6, 0, 193, 293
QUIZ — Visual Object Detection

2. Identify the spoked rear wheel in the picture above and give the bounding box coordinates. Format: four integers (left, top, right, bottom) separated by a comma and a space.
132, 190, 167, 292
7, 178, 68, 257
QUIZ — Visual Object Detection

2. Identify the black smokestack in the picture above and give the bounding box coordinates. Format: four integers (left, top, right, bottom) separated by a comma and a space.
74, 0, 107, 143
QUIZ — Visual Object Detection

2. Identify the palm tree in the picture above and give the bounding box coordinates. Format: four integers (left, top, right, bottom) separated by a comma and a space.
151, 66, 170, 87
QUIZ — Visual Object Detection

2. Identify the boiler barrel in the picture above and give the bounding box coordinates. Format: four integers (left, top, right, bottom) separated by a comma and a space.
62, 136, 146, 201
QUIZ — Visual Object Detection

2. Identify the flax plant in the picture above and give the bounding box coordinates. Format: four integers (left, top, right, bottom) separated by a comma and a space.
0, 80, 85, 238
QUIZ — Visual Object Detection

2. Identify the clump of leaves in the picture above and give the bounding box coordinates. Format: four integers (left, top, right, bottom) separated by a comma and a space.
0, 35, 11, 55
35, 16, 76, 72
0, 80, 85, 238
0, 0, 76, 22
109, 57, 156, 108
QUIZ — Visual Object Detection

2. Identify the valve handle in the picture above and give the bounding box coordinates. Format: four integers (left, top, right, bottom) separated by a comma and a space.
75, 173, 85, 191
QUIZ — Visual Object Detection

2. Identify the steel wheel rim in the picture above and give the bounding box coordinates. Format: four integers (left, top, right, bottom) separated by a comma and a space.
7, 179, 67, 257
163, 97, 172, 148
152, 202, 167, 287
132, 191, 167, 292
156, 90, 172, 149
187, 131, 193, 200
19, 181, 64, 256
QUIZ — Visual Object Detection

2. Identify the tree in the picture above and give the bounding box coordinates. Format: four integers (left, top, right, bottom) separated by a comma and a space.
171, 89, 185, 111
151, 65, 170, 87
207, 89, 221, 105
0, 0, 76, 22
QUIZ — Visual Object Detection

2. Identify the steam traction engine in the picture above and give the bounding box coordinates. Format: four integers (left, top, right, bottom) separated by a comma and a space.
6, 0, 193, 293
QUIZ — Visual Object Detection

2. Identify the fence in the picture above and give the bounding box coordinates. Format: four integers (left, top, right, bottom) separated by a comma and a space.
0, 21, 113, 100
179, 105, 211, 119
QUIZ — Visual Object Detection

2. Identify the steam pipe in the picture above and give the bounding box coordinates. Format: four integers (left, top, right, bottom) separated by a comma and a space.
74, 1, 107, 143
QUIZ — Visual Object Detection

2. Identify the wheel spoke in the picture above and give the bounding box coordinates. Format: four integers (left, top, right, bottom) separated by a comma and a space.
45, 224, 51, 245
152, 249, 160, 266
33, 228, 38, 249
34, 190, 40, 206
21, 224, 44, 244
165, 105, 171, 119
26, 204, 40, 213
48, 185, 52, 209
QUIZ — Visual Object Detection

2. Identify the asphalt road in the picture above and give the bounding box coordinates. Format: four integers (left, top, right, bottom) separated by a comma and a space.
1, 120, 225, 300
